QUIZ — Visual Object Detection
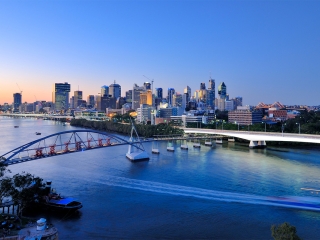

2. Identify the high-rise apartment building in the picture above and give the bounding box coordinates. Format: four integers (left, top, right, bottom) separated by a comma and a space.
52, 82, 70, 111
109, 81, 121, 99
13, 93, 22, 112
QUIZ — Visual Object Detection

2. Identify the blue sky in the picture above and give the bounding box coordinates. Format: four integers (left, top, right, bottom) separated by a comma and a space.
0, 0, 319, 106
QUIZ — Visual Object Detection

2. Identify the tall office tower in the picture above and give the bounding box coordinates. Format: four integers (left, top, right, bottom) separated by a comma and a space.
87, 95, 95, 108
184, 86, 191, 102
70, 96, 75, 109
132, 84, 146, 110
52, 82, 70, 111
116, 97, 126, 109
74, 91, 83, 108
13, 93, 22, 112
167, 88, 175, 107
140, 90, 153, 106
207, 78, 215, 110
144, 82, 151, 90
234, 97, 243, 108
109, 81, 121, 99
200, 83, 206, 90
218, 82, 227, 99
155, 88, 163, 99
101, 85, 109, 97
125, 90, 132, 103
172, 92, 182, 107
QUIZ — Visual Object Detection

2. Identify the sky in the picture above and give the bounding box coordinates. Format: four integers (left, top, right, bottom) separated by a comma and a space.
0, 0, 319, 106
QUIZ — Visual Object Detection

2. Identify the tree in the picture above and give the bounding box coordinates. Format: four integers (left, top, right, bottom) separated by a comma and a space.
271, 222, 301, 240
10, 172, 44, 216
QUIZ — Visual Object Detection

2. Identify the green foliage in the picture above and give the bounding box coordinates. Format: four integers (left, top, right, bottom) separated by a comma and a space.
70, 118, 184, 138
271, 222, 301, 240
10, 172, 44, 216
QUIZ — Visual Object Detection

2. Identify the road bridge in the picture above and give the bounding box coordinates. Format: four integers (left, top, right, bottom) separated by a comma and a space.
182, 128, 320, 148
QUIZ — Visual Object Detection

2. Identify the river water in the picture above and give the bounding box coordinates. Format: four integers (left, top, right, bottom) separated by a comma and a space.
1, 116, 320, 239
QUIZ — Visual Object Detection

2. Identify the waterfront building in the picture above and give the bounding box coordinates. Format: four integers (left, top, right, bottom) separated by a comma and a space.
228, 110, 263, 125
167, 88, 175, 107
132, 84, 146, 110
13, 93, 22, 112
52, 82, 70, 111
218, 82, 227, 99
101, 85, 109, 97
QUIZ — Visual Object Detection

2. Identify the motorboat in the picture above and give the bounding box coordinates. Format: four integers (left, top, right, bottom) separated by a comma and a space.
35, 132, 41, 135
14, 126, 19, 128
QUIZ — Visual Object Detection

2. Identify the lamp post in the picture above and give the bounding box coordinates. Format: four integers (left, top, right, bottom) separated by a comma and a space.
281, 124, 285, 137
296, 122, 300, 134
262, 122, 266, 132
222, 121, 225, 130
235, 122, 239, 131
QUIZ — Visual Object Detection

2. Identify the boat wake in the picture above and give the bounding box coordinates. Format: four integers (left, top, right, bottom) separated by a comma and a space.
93, 176, 320, 212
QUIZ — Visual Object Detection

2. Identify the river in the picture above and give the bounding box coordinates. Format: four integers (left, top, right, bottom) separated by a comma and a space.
1, 116, 320, 239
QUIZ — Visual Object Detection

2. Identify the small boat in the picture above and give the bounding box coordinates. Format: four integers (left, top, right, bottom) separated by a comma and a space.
35, 132, 41, 135
14, 126, 19, 128
38, 181, 82, 211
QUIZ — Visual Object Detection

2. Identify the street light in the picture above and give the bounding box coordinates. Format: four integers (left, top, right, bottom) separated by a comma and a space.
281, 124, 285, 137
235, 122, 239, 131
296, 122, 300, 134
262, 122, 266, 132
222, 121, 225, 130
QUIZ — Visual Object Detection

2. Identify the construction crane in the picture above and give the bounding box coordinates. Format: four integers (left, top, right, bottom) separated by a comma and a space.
16, 83, 23, 95
142, 75, 154, 94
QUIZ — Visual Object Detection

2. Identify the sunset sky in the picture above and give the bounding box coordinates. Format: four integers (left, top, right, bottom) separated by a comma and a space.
0, 0, 319, 106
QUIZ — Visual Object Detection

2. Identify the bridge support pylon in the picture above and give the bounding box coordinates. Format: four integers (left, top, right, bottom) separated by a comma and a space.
249, 140, 267, 149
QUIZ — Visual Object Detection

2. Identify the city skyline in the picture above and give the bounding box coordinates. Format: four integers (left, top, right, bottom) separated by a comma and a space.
0, 1, 319, 105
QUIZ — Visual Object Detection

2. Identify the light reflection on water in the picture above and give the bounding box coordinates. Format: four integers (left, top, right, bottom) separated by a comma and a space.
1, 117, 320, 239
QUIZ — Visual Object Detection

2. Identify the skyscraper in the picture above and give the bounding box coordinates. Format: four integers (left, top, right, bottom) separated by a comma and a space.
207, 78, 215, 110
13, 93, 22, 112
52, 82, 70, 111
132, 84, 145, 110
167, 88, 175, 107
218, 82, 227, 99
155, 88, 163, 99
101, 85, 109, 97
140, 90, 153, 106
74, 90, 83, 108
184, 86, 191, 103
200, 83, 206, 90
87, 95, 95, 108
144, 82, 151, 90
109, 81, 121, 99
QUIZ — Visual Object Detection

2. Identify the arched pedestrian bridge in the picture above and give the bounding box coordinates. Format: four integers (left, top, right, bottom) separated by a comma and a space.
182, 128, 320, 148
0, 130, 146, 165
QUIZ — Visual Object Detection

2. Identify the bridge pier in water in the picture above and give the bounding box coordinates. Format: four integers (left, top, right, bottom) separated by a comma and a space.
249, 140, 266, 148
